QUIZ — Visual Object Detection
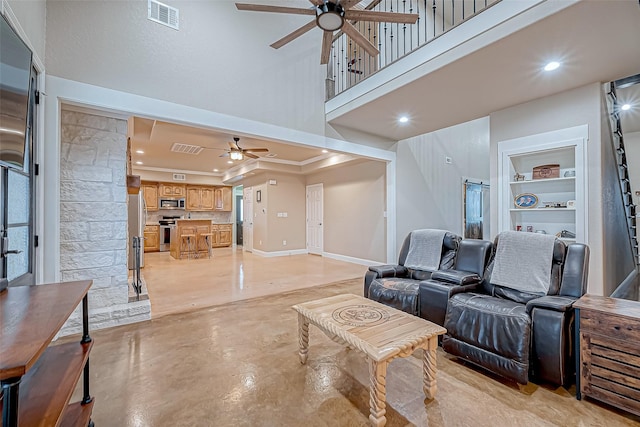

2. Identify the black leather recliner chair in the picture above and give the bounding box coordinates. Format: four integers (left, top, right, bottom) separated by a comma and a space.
364, 231, 461, 315
418, 239, 493, 326
442, 234, 589, 386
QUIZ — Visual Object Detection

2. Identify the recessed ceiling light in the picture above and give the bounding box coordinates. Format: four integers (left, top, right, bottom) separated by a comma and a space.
322, 149, 329, 154
398, 116, 409, 123
543, 61, 561, 71
213, 168, 219, 172
135, 161, 143, 165
227, 160, 233, 164
135, 150, 144, 154
621, 103, 631, 111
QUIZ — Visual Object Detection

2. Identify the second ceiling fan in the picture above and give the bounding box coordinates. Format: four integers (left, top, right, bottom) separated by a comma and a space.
236, 0, 419, 64
220, 137, 269, 160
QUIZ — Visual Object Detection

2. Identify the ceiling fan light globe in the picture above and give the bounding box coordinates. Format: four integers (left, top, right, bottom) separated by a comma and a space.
230, 151, 243, 160
317, 12, 343, 31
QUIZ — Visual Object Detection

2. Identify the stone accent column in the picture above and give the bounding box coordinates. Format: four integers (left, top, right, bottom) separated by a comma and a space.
59, 109, 150, 334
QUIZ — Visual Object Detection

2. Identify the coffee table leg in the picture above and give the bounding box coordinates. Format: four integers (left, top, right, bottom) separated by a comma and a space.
368, 358, 388, 427
423, 337, 438, 399
298, 313, 309, 364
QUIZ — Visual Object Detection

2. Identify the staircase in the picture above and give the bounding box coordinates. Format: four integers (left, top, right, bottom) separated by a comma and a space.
605, 80, 640, 300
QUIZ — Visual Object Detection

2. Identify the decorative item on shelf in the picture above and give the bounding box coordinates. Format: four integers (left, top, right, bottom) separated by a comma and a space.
516, 225, 522, 231
532, 164, 560, 180
542, 201, 567, 209
514, 193, 539, 209
514, 172, 525, 182
567, 200, 576, 208
536, 230, 547, 234
564, 169, 576, 178
526, 225, 534, 232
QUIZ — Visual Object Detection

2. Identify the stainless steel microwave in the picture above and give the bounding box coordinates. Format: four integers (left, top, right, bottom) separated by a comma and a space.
159, 198, 185, 209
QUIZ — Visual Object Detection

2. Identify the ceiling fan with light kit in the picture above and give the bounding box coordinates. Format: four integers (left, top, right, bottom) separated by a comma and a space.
219, 137, 269, 161
235, 0, 419, 64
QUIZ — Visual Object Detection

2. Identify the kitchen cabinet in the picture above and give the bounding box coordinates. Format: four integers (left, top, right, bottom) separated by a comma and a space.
210, 223, 232, 247
142, 182, 158, 211
214, 186, 233, 211
187, 186, 214, 211
159, 183, 186, 198
0, 280, 95, 427
218, 223, 232, 246
144, 225, 160, 252
497, 125, 587, 243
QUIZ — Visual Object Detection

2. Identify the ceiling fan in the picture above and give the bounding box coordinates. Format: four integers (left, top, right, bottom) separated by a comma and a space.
219, 137, 269, 160
236, 0, 419, 64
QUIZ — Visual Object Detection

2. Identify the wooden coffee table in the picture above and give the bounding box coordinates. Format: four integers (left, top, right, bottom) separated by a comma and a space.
292, 294, 446, 427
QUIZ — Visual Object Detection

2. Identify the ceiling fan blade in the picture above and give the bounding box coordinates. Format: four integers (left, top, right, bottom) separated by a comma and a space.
228, 141, 240, 150
245, 152, 259, 159
308, 0, 323, 5
340, 0, 362, 9
344, 10, 419, 24
219, 152, 230, 158
235, 3, 315, 16
341, 22, 379, 57
271, 20, 317, 49
245, 148, 269, 153
321, 30, 333, 64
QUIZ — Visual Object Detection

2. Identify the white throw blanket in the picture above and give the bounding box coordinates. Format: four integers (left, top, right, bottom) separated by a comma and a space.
491, 231, 557, 294
404, 229, 447, 272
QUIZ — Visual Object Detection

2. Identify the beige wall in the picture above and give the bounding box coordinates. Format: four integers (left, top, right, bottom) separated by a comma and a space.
45, 1, 327, 136
307, 160, 387, 263
489, 83, 604, 295
395, 117, 490, 248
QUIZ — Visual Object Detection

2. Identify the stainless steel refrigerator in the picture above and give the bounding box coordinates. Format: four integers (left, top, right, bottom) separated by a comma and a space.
127, 193, 146, 269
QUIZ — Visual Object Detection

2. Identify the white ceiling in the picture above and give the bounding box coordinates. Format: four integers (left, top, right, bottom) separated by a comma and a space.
130, 0, 640, 176
327, 0, 640, 140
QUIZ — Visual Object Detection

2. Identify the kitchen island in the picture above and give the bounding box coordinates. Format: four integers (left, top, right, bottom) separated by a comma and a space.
169, 220, 233, 259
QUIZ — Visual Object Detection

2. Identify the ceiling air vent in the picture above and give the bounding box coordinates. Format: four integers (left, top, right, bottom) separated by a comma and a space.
170, 143, 204, 155
173, 173, 186, 181
148, 0, 179, 30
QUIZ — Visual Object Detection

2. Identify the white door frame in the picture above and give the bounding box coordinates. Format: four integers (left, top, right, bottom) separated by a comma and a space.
306, 183, 324, 255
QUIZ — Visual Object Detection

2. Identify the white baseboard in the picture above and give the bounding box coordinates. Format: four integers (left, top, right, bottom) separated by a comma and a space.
322, 252, 380, 266
252, 248, 309, 257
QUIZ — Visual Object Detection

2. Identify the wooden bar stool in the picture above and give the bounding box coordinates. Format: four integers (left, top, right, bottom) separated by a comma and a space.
200, 232, 214, 259
180, 233, 196, 259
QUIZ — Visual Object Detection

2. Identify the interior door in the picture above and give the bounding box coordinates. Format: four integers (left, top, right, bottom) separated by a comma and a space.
243, 187, 253, 252
306, 183, 323, 255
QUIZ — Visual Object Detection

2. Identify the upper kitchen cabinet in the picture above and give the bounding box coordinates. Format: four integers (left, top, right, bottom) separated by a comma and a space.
187, 186, 215, 211
142, 182, 158, 211
214, 186, 233, 211
159, 183, 186, 198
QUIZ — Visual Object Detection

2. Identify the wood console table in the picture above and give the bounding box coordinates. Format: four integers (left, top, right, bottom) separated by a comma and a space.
0, 280, 94, 427
574, 294, 640, 417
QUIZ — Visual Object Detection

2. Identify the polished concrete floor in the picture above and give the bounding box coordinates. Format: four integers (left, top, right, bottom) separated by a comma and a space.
142, 248, 368, 318
74, 278, 640, 427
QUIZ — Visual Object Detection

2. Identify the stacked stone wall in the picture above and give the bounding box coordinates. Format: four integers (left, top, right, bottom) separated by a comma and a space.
59, 109, 150, 334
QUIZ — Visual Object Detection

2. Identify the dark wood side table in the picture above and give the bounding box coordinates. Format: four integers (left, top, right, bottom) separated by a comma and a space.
574, 294, 640, 417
